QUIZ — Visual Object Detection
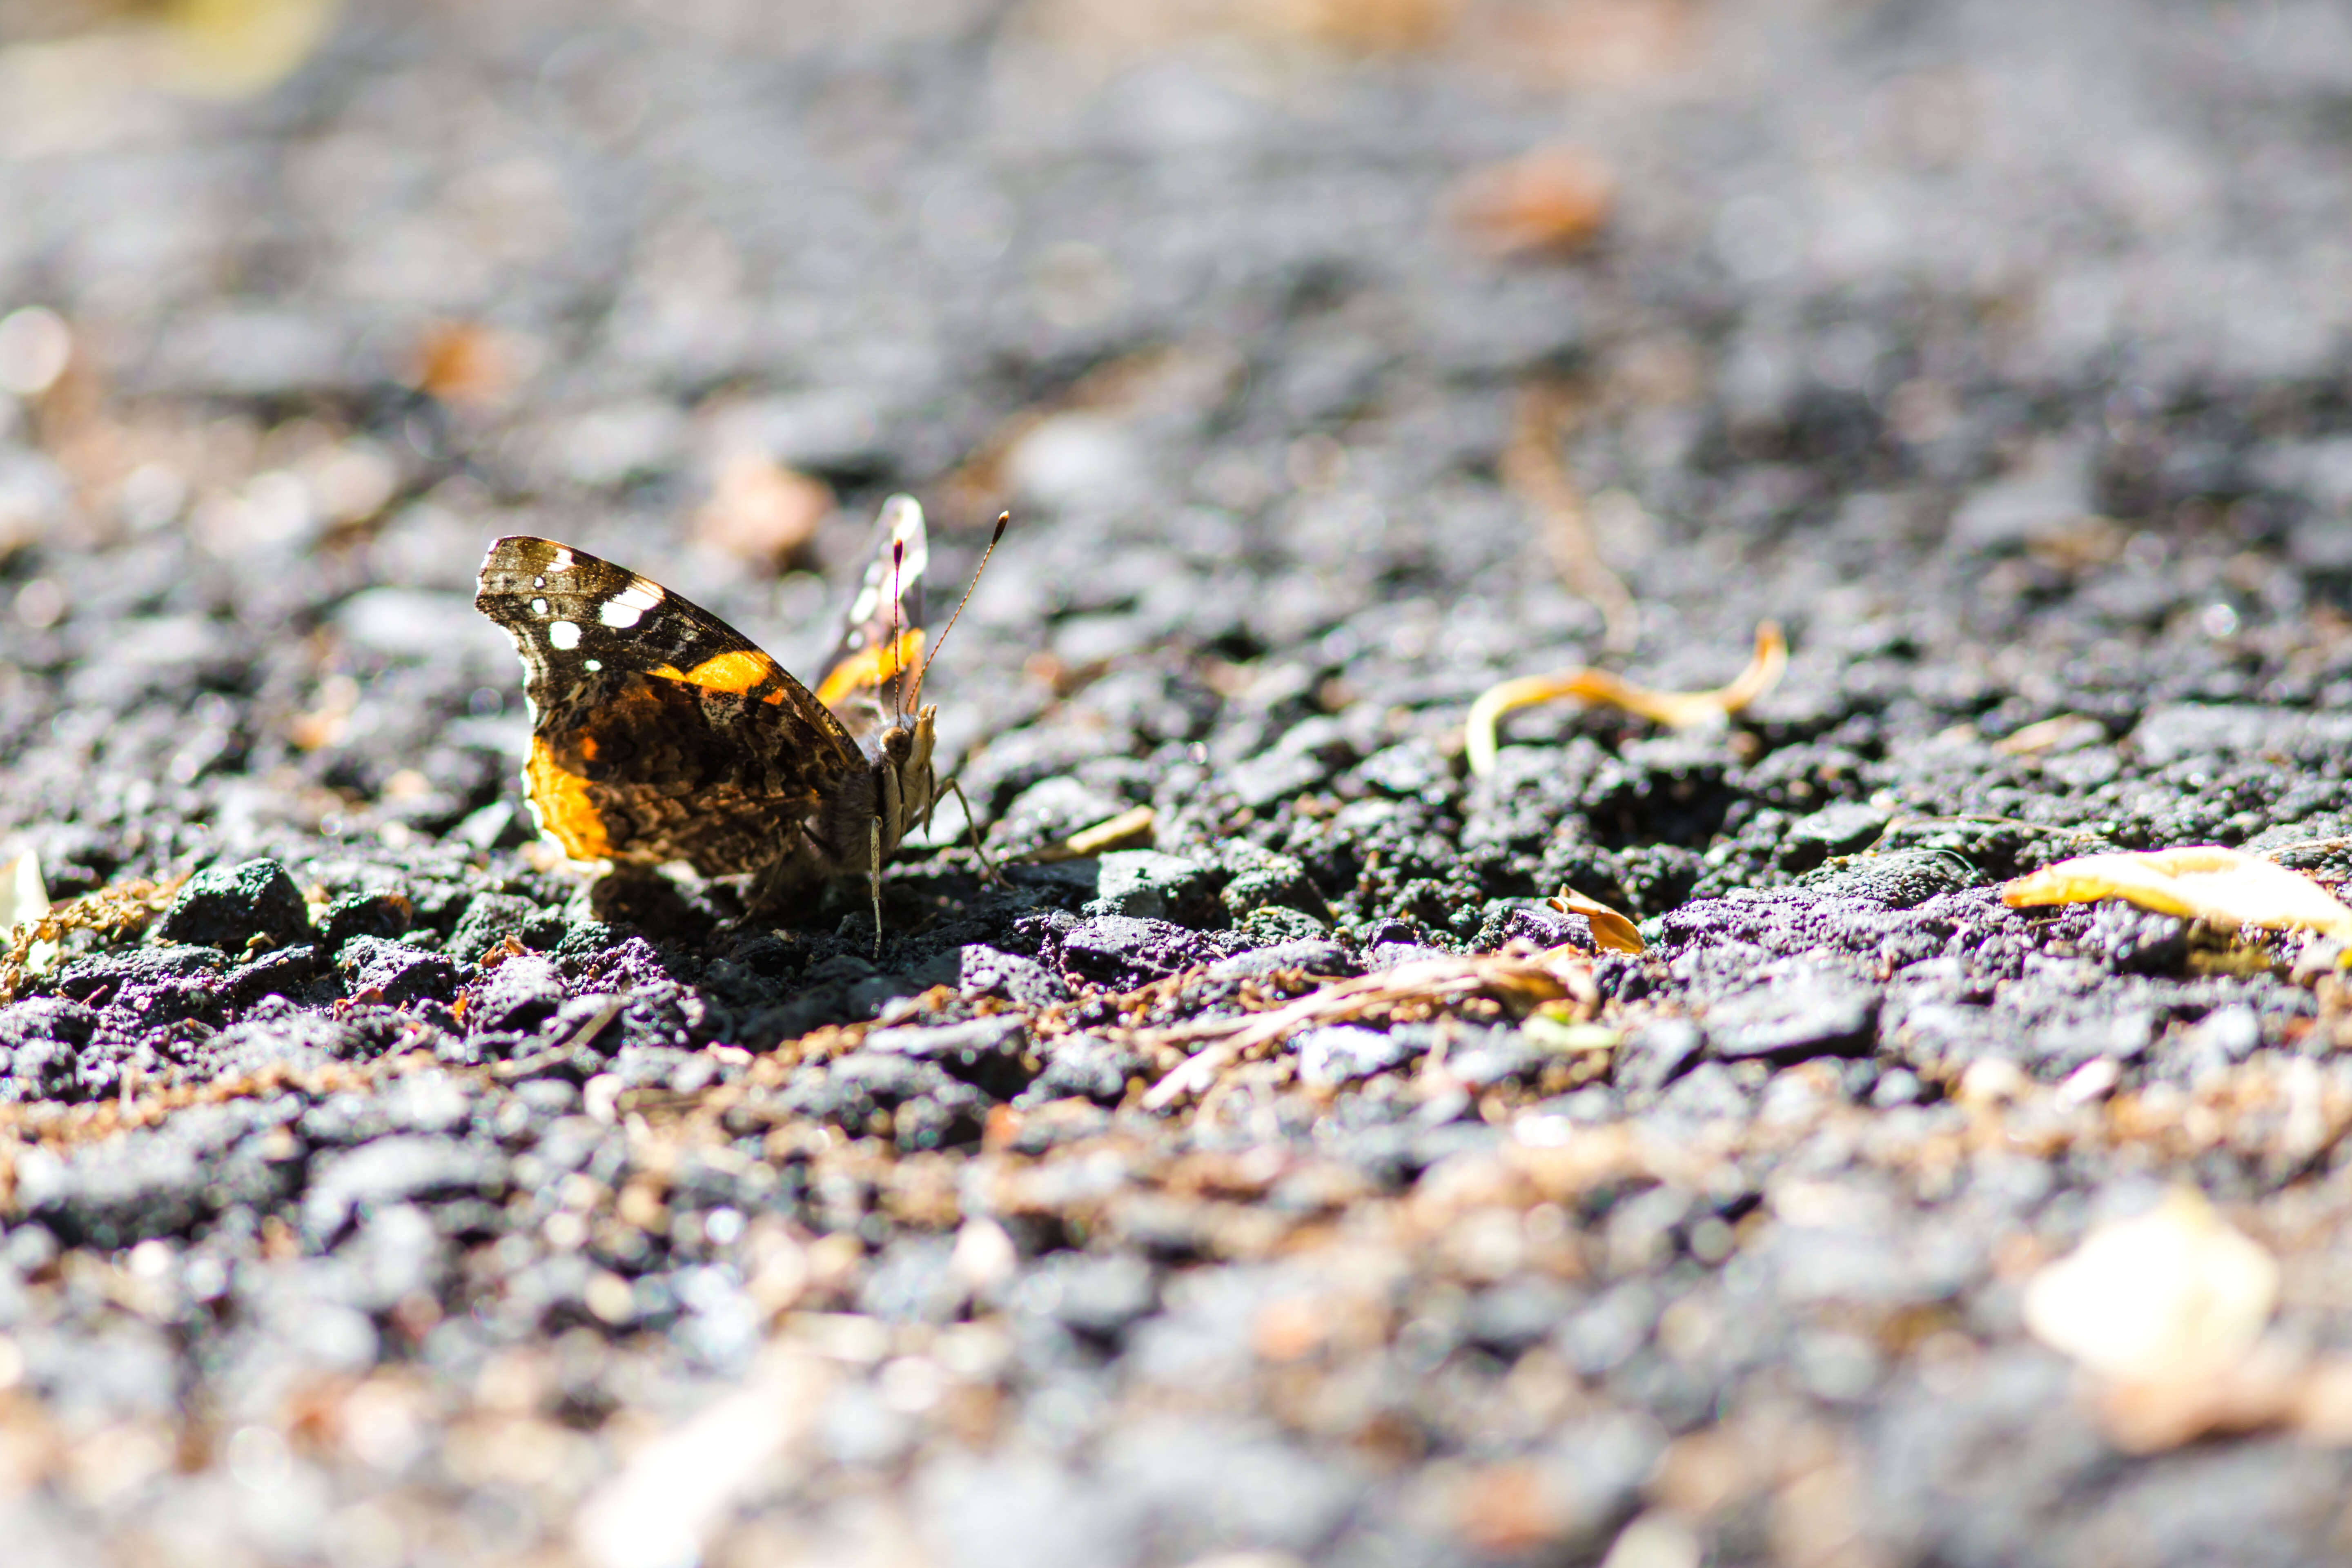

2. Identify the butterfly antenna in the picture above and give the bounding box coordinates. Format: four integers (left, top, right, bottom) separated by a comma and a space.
908, 511, 1009, 708
889, 538, 907, 722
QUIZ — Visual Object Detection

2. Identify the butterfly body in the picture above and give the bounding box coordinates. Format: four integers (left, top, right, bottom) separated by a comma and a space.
474, 496, 942, 914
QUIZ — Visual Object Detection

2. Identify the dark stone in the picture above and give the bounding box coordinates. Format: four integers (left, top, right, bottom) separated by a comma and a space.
152, 859, 312, 953
1219, 845, 1327, 922
1617, 1019, 1706, 1094
1706, 970, 1883, 1061
223, 944, 323, 1006
447, 892, 568, 964
1295, 1024, 1420, 1087
1083, 851, 1225, 926
468, 953, 568, 1035
1019, 1034, 1151, 1107
958, 945, 1064, 1007
1059, 915, 1234, 989
1467, 1277, 1580, 1353
1010, 1252, 1158, 1339
301, 1136, 510, 1243
0, 999, 101, 1102
1797, 848, 1977, 908
1779, 803, 1893, 872
1207, 939, 1358, 980
1472, 900, 1584, 951
315, 892, 413, 951
337, 936, 463, 1006
1226, 747, 1330, 810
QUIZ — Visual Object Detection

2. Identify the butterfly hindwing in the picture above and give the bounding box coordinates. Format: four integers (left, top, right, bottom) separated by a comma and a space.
811, 494, 929, 745
474, 535, 862, 871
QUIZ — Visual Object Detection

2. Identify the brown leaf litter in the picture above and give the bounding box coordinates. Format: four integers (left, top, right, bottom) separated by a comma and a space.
1141, 940, 1599, 1109
1447, 144, 1615, 256
1466, 620, 1787, 776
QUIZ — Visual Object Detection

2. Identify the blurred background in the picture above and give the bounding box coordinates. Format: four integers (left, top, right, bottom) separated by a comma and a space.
2, 0, 2350, 877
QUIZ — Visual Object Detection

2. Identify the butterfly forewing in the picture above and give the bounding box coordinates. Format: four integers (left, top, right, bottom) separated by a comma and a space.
474, 535, 861, 871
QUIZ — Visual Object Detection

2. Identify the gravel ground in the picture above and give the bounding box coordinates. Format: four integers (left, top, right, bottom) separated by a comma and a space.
5, 2, 2352, 1564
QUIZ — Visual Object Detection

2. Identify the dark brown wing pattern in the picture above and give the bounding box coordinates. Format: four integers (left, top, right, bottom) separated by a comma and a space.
473, 536, 861, 872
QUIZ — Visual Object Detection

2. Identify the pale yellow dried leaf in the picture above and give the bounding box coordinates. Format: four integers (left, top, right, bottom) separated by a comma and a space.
1466, 621, 1785, 776
2001, 845, 2352, 940
164, 0, 339, 98
1017, 805, 1157, 864
2023, 1189, 2277, 1383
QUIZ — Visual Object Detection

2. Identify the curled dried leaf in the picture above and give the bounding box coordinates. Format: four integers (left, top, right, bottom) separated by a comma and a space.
1466, 621, 1786, 776
2002, 846, 2352, 941
1547, 886, 1644, 953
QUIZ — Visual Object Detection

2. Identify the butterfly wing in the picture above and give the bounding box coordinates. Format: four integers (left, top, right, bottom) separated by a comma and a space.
474, 536, 863, 873
811, 494, 929, 746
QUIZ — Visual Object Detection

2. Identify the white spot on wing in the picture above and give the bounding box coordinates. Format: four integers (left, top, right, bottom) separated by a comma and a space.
615, 581, 664, 611
584, 658, 601, 671
532, 598, 548, 615
599, 600, 642, 628
549, 547, 575, 571
549, 620, 581, 650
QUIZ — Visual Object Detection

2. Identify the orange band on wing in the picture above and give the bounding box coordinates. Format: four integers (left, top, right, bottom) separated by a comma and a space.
816, 629, 924, 708
668, 649, 777, 695
525, 736, 612, 860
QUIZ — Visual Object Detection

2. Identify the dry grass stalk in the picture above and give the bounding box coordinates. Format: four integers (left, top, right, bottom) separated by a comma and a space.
1466, 621, 1786, 776
1501, 381, 1637, 652
1141, 940, 1596, 1109
1015, 805, 1157, 864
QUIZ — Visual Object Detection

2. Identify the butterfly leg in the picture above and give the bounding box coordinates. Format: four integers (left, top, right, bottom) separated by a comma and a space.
867, 816, 884, 958
935, 777, 1002, 886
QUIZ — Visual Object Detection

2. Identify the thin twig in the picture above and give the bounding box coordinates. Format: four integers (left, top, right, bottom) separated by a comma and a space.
1139, 941, 1595, 1110
1502, 381, 1638, 653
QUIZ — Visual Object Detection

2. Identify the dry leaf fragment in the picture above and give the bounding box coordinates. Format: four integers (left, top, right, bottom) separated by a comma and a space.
2002, 845, 2352, 941
1449, 144, 1616, 256
164, 0, 340, 98
693, 454, 832, 572
1015, 805, 1157, 864
1993, 713, 2106, 756
2022, 1189, 2278, 1384
1466, 621, 1786, 777
406, 321, 527, 410
1548, 886, 1644, 953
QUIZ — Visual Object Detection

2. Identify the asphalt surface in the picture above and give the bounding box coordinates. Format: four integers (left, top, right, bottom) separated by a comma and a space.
4, 2, 2352, 1564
